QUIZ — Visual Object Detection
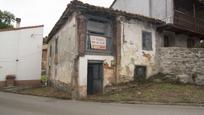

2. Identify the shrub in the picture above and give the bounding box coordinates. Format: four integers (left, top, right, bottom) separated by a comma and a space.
41, 75, 48, 85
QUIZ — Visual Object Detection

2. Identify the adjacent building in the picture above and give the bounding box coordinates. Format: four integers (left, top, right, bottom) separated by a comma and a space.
47, 0, 204, 98
0, 25, 44, 87
111, 0, 204, 47
111, 0, 204, 84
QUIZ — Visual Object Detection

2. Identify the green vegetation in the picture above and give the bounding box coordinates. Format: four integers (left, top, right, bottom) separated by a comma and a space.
88, 82, 204, 104
19, 87, 71, 99
0, 10, 15, 29
41, 75, 48, 85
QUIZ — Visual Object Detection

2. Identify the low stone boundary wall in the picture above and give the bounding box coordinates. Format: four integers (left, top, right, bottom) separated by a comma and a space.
49, 80, 72, 93
159, 47, 204, 85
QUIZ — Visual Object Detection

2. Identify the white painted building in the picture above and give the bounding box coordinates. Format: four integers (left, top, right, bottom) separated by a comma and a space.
0, 25, 43, 87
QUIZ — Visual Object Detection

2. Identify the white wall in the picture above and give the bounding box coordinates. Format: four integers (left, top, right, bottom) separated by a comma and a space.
151, 0, 167, 20
151, 0, 174, 23
0, 26, 43, 81
112, 0, 151, 17
112, 0, 174, 23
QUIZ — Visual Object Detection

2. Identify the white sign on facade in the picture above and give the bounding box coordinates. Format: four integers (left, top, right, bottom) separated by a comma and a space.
90, 35, 107, 50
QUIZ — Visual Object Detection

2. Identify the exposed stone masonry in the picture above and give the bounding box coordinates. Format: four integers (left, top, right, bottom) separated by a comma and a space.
50, 80, 72, 93
159, 47, 204, 85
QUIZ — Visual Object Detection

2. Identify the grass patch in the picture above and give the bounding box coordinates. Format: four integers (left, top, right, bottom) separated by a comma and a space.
19, 87, 71, 99
87, 82, 204, 104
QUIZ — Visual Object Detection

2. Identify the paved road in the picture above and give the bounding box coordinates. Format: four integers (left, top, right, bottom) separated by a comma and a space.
0, 92, 204, 115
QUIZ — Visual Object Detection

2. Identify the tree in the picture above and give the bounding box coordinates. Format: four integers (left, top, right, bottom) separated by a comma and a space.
0, 10, 15, 29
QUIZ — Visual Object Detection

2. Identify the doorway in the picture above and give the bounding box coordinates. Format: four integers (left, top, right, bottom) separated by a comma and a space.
87, 61, 103, 95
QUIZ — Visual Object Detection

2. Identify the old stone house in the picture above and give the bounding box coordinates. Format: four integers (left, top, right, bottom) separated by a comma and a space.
47, 0, 204, 98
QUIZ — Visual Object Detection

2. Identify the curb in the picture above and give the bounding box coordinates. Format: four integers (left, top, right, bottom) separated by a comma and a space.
1, 90, 204, 107
82, 99, 204, 107
0, 90, 72, 100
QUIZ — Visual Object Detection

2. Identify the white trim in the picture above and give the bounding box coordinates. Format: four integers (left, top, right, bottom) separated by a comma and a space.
78, 55, 114, 86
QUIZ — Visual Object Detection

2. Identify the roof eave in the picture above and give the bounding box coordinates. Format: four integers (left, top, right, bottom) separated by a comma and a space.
110, 0, 117, 8
47, 0, 164, 43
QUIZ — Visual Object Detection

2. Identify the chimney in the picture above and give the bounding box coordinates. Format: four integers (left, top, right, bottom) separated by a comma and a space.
15, 18, 21, 28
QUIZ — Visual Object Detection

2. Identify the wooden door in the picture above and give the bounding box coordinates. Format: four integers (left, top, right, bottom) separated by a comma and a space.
87, 62, 103, 95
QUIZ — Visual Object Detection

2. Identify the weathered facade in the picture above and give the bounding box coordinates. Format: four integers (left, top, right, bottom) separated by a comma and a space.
47, 0, 163, 98
119, 18, 160, 82
47, 0, 204, 98
48, 12, 78, 93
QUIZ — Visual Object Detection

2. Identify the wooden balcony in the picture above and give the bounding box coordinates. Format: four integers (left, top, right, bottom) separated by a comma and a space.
174, 10, 204, 35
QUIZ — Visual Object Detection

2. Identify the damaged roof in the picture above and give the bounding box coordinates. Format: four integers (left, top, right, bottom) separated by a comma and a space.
48, 0, 163, 42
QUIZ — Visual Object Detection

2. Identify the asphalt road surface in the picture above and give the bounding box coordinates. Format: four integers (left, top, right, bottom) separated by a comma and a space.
0, 92, 204, 115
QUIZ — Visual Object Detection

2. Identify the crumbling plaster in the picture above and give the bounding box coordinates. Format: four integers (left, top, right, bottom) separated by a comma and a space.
48, 13, 78, 87
119, 19, 159, 81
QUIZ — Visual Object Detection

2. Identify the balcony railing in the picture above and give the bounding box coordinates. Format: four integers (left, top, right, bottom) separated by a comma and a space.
174, 10, 204, 35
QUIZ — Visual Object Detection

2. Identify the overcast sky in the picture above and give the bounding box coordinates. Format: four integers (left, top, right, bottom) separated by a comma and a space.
0, 0, 114, 36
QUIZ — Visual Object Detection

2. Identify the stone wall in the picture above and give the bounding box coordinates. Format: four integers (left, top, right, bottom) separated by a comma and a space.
50, 79, 72, 93
159, 47, 204, 85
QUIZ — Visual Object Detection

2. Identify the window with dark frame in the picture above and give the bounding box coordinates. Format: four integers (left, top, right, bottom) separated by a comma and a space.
142, 31, 152, 51
187, 38, 195, 48
164, 35, 170, 47
86, 17, 112, 54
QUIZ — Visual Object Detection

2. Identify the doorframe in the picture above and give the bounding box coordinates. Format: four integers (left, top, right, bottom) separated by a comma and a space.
87, 60, 104, 95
